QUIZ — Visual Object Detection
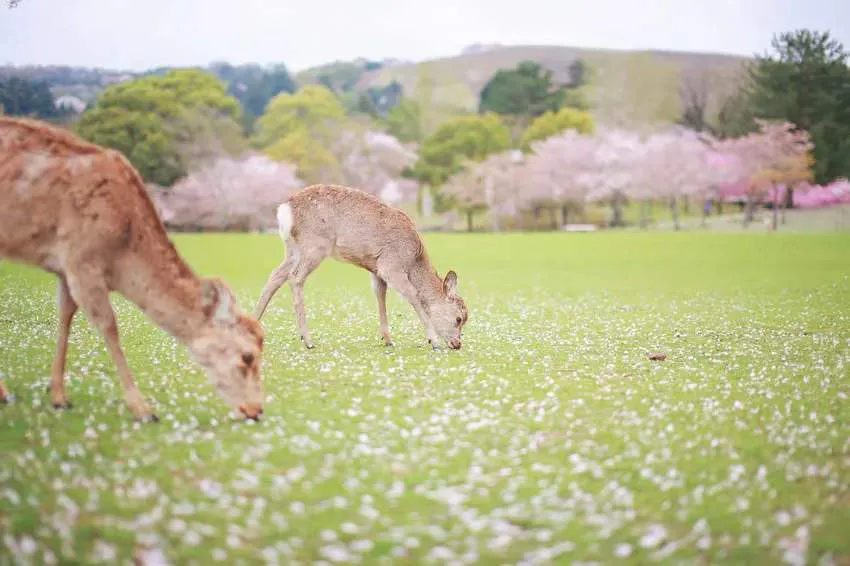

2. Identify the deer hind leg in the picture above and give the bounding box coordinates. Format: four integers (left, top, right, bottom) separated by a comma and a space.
49, 278, 78, 409
381, 270, 440, 349
66, 273, 157, 422
371, 273, 393, 346
255, 241, 298, 320
289, 244, 328, 349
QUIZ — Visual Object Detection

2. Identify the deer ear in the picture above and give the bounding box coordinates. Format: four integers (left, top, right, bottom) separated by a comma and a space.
443, 270, 458, 297
201, 277, 236, 324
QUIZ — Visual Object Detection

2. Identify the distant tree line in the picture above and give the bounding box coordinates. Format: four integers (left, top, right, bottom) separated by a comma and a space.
679, 29, 850, 192
2, 27, 847, 226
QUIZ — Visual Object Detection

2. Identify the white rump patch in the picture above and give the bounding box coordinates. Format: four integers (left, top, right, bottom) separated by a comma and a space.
277, 202, 293, 240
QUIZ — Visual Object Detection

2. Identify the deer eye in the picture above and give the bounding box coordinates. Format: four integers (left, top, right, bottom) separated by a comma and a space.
241, 352, 255, 366
456, 317, 462, 325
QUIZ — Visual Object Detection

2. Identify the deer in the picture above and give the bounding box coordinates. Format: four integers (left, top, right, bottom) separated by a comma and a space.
254, 184, 469, 350
0, 116, 264, 422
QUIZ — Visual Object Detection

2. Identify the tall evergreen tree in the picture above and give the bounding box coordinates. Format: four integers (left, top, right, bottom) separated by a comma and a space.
747, 29, 850, 200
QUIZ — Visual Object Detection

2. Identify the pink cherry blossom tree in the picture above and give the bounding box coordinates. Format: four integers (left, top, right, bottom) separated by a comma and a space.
524, 130, 600, 227
712, 120, 813, 229
442, 150, 525, 231
585, 128, 646, 227
638, 127, 719, 230
150, 153, 305, 231
332, 129, 420, 206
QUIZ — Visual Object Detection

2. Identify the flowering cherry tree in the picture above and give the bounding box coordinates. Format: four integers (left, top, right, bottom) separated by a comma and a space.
637, 128, 719, 230
584, 128, 646, 227
713, 120, 813, 228
333, 130, 420, 205
442, 150, 525, 231
525, 130, 600, 227
151, 153, 305, 231
441, 119, 814, 232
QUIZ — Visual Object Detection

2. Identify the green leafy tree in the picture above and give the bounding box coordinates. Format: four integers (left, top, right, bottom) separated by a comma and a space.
210, 62, 297, 128
75, 69, 244, 186
520, 107, 595, 150
76, 108, 182, 186
716, 89, 757, 139
0, 76, 61, 119
264, 127, 339, 182
747, 29, 850, 190
253, 85, 345, 147
357, 81, 403, 117
385, 98, 423, 143
568, 59, 587, 88
411, 113, 511, 211
253, 85, 347, 182
479, 61, 566, 117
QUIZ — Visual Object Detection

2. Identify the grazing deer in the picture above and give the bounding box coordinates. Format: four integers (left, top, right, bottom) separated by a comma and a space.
254, 184, 468, 349
0, 117, 264, 422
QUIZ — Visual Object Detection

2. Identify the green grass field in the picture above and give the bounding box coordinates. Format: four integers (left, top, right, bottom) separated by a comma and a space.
1, 232, 849, 565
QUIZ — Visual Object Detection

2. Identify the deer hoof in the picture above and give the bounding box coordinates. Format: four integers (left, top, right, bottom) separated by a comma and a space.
52, 401, 73, 410
1, 394, 15, 405
139, 414, 160, 424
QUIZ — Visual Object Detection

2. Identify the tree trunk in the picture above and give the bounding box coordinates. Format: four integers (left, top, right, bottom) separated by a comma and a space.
639, 200, 650, 229
561, 204, 569, 228
610, 192, 624, 227
771, 185, 779, 231
670, 197, 681, 231
550, 207, 558, 230
701, 199, 709, 229
743, 195, 755, 228
780, 186, 789, 226
682, 195, 690, 215
466, 209, 473, 232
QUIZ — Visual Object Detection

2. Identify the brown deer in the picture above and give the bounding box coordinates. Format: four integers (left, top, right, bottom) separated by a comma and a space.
0, 117, 264, 422
254, 184, 468, 350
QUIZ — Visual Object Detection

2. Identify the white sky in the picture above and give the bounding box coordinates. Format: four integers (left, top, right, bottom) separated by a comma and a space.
1, 0, 848, 71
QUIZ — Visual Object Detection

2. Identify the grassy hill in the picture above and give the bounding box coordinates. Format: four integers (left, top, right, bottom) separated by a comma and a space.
333, 45, 751, 127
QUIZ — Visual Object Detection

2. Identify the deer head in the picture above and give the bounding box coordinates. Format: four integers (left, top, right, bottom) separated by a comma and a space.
427, 270, 468, 350
188, 278, 265, 419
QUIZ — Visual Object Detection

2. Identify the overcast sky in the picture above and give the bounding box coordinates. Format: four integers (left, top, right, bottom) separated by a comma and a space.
1, 0, 848, 71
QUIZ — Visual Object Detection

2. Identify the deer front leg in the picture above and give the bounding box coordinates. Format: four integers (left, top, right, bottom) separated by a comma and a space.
67, 275, 157, 422
50, 278, 78, 409
371, 273, 394, 346
381, 271, 440, 349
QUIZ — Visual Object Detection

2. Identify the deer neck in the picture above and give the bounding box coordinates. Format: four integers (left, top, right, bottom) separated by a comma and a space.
408, 259, 445, 309
114, 236, 207, 344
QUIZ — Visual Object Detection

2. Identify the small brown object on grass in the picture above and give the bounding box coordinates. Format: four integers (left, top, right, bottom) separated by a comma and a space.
648, 352, 667, 361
